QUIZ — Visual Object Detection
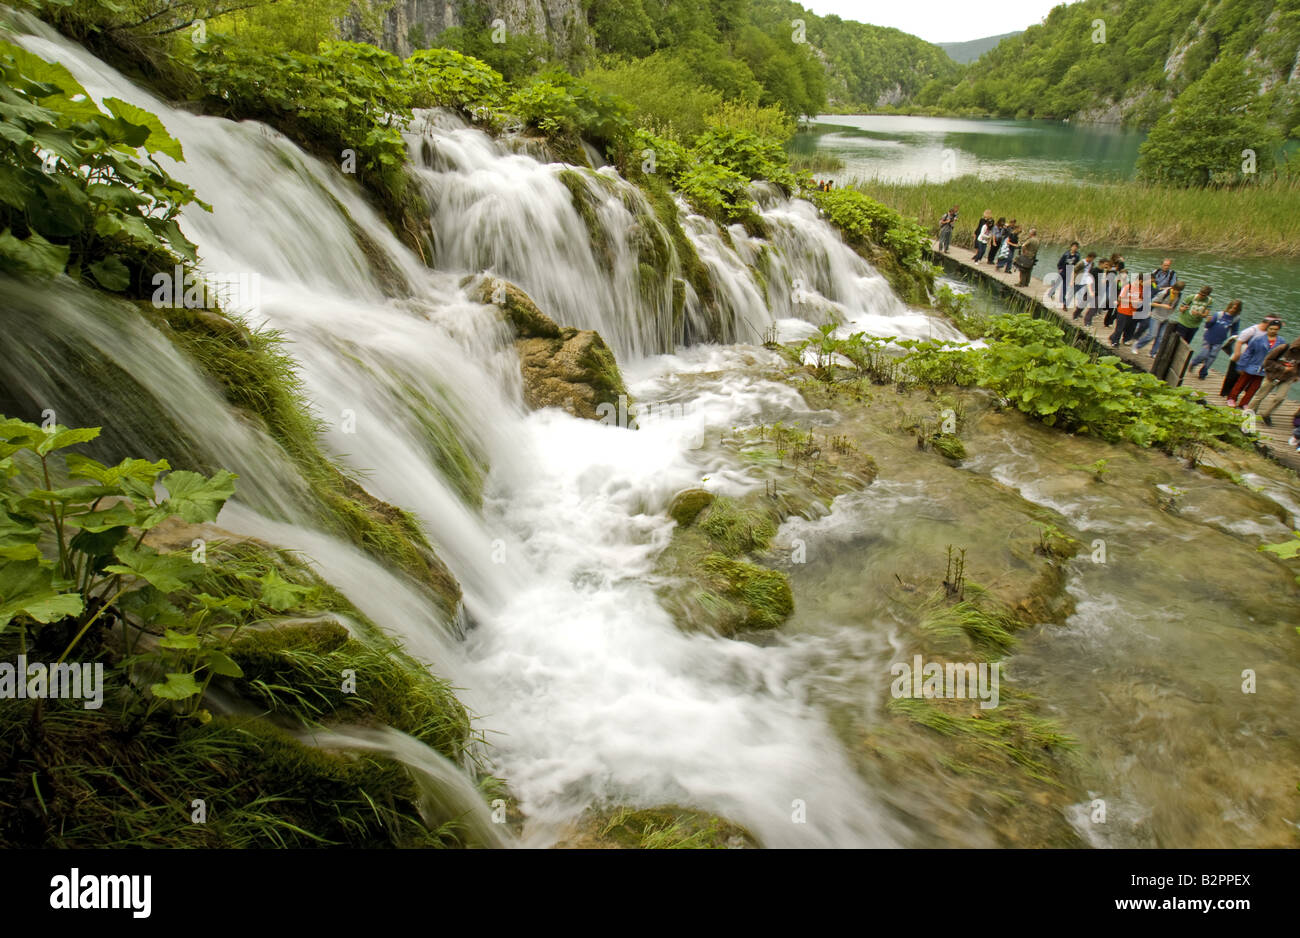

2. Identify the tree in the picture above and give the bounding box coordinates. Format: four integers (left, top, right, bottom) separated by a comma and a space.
1136, 55, 1279, 187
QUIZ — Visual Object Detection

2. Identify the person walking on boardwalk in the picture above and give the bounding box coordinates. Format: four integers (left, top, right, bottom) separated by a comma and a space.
1109, 272, 1145, 347
972, 211, 994, 262
987, 217, 1007, 266
1169, 285, 1213, 346
1253, 338, 1300, 425
938, 206, 959, 253
1103, 267, 1126, 329
1084, 258, 1113, 327
1135, 280, 1184, 356
1071, 253, 1097, 319
1152, 258, 1176, 291
1049, 242, 1080, 307
996, 224, 1021, 273
1127, 270, 1153, 345
1014, 228, 1039, 286
1227, 319, 1284, 409
1189, 300, 1242, 380
1221, 315, 1276, 396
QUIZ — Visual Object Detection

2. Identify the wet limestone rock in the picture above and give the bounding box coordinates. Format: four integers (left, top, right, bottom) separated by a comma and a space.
468, 275, 630, 421
469, 276, 562, 339
668, 488, 715, 527
517, 328, 628, 421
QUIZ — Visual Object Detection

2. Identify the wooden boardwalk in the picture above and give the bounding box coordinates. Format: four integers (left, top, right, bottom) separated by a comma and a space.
928, 240, 1300, 473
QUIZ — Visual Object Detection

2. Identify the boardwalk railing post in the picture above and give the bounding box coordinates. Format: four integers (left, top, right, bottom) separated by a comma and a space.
1153, 335, 1191, 387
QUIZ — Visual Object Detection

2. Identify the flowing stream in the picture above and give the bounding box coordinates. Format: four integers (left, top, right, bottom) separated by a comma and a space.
6, 16, 1298, 848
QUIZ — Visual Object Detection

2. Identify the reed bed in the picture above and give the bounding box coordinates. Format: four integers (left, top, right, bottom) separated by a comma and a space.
851, 174, 1300, 257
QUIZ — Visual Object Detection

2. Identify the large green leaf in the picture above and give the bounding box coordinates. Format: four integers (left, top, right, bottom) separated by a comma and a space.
0, 228, 70, 277
160, 628, 200, 650
87, 255, 131, 291
105, 543, 202, 593
64, 502, 138, 533
160, 469, 237, 524
150, 671, 202, 701
255, 567, 311, 611
65, 453, 170, 487
0, 560, 84, 629
36, 425, 100, 456
104, 97, 184, 162
206, 649, 244, 678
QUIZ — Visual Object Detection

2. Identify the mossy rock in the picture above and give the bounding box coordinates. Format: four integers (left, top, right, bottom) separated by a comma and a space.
517, 327, 630, 421
558, 805, 758, 849
469, 276, 561, 339
930, 433, 967, 461
698, 553, 794, 630
668, 488, 715, 526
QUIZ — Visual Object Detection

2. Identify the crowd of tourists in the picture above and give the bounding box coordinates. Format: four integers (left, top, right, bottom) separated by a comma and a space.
950, 209, 1300, 450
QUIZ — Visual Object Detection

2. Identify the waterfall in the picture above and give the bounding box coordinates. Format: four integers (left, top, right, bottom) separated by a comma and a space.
4, 13, 962, 846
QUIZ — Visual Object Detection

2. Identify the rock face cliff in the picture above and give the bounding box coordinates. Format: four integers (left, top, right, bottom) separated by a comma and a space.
346, 0, 589, 58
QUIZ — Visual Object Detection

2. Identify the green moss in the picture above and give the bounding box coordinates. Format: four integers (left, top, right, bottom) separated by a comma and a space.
0, 704, 476, 848
639, 174, 715, 316
0, 534, 482, 848
558, 167, 612, 264
668, 488, 715, 526
572, 328, 629, 408
916, 592, 1022, 660
229, 626, 472, 761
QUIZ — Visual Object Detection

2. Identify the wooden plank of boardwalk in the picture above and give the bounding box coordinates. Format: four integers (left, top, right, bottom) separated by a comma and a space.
929, 239, 1300, 473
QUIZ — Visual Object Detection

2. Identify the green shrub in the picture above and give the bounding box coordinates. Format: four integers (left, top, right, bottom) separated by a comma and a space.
405, 47, 506, 114
0, 40, 204, 295
506, 71, 632, 157
813, 187, 929, 273
193, 37, 411, 196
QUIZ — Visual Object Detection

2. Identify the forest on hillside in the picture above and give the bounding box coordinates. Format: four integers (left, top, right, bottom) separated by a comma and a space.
913, 0, 1300, 137
230, 0, 960, 116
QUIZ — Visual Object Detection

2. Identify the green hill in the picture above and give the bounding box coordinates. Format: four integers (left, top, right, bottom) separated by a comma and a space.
914, 0, 1300, 136
937, 31, 1021, 64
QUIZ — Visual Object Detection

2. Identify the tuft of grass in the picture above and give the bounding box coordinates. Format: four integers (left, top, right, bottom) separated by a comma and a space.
696, 496, 778, 556
888, 695, 1075, 786
597, 806, 756, 848
917, 592, 1022, 659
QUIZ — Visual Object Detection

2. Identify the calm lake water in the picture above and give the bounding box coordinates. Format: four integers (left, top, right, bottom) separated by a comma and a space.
793, 114, 1149, 184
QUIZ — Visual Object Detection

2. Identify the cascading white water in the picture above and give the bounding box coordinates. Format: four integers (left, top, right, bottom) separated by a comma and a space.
409, 110, 689, 358
7, 14, 964, 846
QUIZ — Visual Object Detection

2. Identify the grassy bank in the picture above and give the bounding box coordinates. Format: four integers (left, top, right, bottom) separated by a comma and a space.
852, 174, 1300, 258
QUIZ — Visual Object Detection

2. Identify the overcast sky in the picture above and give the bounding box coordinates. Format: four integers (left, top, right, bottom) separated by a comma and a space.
801, 0, 1073, 43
